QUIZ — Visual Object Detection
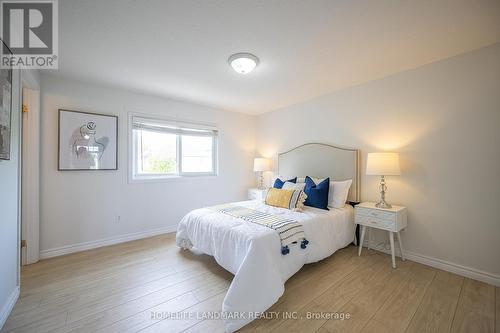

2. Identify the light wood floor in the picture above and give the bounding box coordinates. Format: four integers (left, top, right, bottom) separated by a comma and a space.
2, 233, 498, 333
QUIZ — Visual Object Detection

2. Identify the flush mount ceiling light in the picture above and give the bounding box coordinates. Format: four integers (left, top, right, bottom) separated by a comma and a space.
228, 53, 259, 74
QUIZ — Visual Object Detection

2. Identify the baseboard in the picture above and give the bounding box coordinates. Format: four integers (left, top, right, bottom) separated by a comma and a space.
0, 286, 19, 330
365, 240, 500, 287
40, 225, 178, 259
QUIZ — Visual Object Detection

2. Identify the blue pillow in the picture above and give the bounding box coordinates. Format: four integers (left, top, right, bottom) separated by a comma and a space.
273, 177, 297, 189
304, 176, 330, 210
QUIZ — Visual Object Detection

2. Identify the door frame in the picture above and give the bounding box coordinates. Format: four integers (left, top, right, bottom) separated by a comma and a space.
20, 70, 40, 265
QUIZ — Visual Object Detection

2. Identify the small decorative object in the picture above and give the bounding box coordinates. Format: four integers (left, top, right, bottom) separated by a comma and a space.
0, 40, 13, 160
58, 109, 118, 170
366, 152, 401, 208
253, 157, 271, 189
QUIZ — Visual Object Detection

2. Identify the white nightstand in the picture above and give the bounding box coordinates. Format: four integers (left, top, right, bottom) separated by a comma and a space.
248, 188, 268, 201
355, 202, 407, 268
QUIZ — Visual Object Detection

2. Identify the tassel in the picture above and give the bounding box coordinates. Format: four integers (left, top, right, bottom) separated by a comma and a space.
281, 245, 290, 255
301, 239, 309, 249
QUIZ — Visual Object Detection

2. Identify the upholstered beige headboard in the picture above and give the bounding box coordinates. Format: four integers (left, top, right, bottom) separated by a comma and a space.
277, 143, 361, 203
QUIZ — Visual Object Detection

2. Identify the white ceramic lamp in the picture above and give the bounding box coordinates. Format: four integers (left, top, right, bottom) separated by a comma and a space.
253, 158, 271, 189
366, 152, 401, 208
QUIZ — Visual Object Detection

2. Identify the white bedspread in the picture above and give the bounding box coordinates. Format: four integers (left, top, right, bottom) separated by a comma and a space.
176, 200, 355, 332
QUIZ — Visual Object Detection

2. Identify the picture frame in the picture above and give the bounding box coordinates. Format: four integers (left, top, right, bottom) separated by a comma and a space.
0, 39, 13, 160
58, 109, 118, 171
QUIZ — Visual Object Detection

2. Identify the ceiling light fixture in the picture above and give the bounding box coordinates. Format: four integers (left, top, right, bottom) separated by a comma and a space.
228, 53, 259, 74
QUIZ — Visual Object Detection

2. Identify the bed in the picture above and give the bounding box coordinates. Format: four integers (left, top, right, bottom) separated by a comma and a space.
176, 143, 361, 332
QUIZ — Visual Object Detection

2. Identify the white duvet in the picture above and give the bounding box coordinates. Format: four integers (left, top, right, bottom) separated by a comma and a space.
176, 200, 355, 332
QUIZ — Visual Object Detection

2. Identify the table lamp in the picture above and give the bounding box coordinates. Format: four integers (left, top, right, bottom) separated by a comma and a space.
253, 158, 271, 189
366, 152, 401, 208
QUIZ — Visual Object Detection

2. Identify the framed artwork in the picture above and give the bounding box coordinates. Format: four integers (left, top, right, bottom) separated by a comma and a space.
0, 40, 13, 160
58, 109, 118, 170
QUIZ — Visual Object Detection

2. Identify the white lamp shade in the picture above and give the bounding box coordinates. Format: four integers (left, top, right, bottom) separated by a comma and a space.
366, 153, 401, 176
253, 158, 271, 172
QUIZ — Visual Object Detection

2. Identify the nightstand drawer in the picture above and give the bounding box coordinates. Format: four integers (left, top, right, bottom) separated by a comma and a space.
355, 214, 396, 231
356, 207, 395, 221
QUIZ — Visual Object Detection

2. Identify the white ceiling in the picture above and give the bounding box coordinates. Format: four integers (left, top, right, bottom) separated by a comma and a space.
54, 0, 500, 114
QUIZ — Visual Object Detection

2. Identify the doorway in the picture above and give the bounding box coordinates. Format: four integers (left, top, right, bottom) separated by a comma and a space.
20, 72, 40, 266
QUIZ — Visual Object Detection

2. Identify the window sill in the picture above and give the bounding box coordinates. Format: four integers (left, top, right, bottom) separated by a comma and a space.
128, 174, 218, 184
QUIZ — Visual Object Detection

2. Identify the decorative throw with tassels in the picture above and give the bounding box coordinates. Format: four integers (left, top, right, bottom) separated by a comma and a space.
211, 204, 309, 255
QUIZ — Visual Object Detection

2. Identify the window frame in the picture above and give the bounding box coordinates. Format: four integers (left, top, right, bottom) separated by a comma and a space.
128, 113, 219, 183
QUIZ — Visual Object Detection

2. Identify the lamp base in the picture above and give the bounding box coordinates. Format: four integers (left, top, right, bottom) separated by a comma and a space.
375, 200, 392, 209
376, 175, 392, 209
258, 171, 265, 190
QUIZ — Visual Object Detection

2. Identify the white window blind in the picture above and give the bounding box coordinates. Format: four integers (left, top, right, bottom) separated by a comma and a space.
132, 116, 218, 136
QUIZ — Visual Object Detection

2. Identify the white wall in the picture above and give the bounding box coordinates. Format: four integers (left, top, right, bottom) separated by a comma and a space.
39, 75, 255, 255
256, 43, 500, 281
38, 43, 500, 285
0, 69, 21, 327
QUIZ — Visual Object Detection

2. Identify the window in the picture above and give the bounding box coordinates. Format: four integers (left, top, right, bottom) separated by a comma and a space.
131, 116, 218, 180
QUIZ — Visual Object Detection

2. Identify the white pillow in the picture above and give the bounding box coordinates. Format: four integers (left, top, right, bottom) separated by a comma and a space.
282, 181, 305, 191
328, 179, 353, 208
